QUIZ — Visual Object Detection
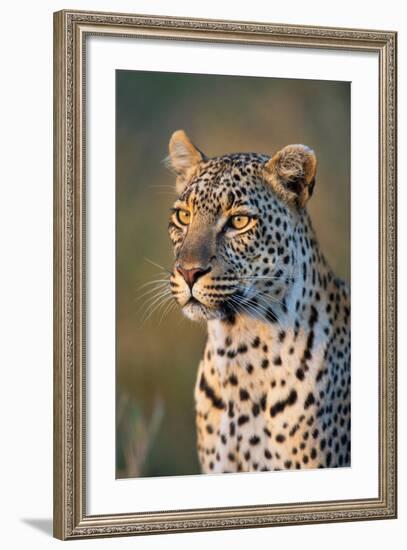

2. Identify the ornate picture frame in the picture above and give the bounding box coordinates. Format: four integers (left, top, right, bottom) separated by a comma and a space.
53, 9, 397, 540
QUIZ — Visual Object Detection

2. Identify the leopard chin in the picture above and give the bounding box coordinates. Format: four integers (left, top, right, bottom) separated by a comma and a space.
181, 298, 232, 322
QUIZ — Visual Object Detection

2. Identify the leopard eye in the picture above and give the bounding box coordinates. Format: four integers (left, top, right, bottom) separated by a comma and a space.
230, 215, 250, 230
175, 209, 191, 226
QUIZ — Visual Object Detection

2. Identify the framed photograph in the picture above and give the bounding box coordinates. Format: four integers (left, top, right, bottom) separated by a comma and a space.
53, 9, 397, 540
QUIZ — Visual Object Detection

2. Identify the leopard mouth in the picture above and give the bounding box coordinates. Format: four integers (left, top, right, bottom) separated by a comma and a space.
186, 296, 200, 306
181, 293, 239, 321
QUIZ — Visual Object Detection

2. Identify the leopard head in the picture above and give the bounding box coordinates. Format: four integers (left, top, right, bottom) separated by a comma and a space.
167, 130, 317, 322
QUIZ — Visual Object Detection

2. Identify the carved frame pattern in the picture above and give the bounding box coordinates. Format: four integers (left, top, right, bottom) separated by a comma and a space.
53, 9, 397, 540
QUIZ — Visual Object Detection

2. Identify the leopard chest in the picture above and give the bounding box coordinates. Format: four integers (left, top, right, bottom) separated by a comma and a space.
195, 320, 330, 473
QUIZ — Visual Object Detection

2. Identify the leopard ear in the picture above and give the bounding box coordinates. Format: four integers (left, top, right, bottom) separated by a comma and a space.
263, 144, 317, 208
168, 130, 206, 194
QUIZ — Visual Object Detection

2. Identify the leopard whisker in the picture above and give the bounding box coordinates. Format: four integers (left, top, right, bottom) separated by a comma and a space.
142, 297, 174, 325
239, 279, 289, 310
230, 291, 285, 327
228, 294, 269, 323
158, 299, 177, 325
137, 278, 169, 289
141, 292, 174, 324
138, 275, 169, 288
252, 288, 287, 309
135, 283, 170, 302
245, 295, 281, 320
227, 295, 254, 319
143, 257, 172, 275
250, 291, 290, 324
138, 287, 172, 318
245, 295, 284, 326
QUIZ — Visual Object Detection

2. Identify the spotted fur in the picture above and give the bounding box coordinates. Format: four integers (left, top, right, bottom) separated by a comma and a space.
166, 130, 350, 473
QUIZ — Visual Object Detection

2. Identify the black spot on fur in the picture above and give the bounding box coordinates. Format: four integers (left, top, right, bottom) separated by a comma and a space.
270, 389, 298, 418
199, 373, 225, 410
304, 392, 315, 409
238, 414, 250, 426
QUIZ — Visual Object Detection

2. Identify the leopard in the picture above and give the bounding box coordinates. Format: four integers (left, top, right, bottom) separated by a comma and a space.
166, 129, 350, 473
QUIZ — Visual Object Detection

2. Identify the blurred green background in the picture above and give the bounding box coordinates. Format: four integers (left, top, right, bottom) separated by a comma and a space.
116, 70, 350, 478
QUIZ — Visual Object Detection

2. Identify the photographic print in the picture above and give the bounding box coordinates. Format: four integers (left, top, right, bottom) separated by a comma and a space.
54, 11, 396, 539
116, 70, 350, 479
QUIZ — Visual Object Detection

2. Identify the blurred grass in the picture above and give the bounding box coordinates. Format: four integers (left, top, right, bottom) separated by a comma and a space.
116, 392, 164, 478
116, 70, 350, 478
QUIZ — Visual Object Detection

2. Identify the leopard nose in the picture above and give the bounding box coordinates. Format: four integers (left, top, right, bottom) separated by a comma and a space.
176, 264, 211, 289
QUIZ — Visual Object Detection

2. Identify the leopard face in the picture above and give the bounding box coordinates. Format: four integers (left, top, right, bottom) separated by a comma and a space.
167, 131, 317, 322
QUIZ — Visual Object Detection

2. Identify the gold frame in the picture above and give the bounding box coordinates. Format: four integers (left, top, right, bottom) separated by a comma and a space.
53, 9, 397, 540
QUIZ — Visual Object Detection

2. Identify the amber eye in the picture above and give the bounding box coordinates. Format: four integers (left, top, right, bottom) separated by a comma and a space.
230, 215, 250, 230
175, 209, 191, 226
